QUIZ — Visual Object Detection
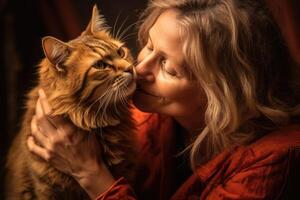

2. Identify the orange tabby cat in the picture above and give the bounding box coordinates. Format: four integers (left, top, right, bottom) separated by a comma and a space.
5, 5, 137, 200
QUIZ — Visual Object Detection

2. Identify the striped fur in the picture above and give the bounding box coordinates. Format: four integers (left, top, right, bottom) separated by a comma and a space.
5, 5, 137, 200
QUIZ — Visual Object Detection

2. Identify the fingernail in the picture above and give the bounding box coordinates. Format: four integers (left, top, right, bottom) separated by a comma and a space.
27, 136, 33, 142
38, 89, 46, 98
27, 136, 33, 148
36, 99, 42, 116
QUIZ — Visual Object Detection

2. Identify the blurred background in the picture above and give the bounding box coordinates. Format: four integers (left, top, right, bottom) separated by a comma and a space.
0, 0, 299, 198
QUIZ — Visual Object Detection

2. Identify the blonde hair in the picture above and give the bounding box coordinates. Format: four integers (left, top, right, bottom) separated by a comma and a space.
138, 0, 300, 169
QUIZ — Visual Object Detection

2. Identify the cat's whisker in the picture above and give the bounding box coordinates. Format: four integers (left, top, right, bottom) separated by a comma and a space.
119, 30, 137, 43
120, 89, 129, 106
95, 91, 110, 114
118, 92, 126, 109
116, 16, 129, 40
119, 32, 136, 43
112, 12, 122, 39
86, 88, 113, 124
119, 29, 138, 43
96, 99, 107, 123
102, 91, 114, 122
115, 86, 122, 106
95, 98, 107, 117
118, 85, 129, 107
113, 77, 126, 87
114, 83, 129, 109
86, 85, 112, 110
118, 22, 138, 41
77, 82, 109, 108
96, 89, 114, 122
113, 88, 121, 117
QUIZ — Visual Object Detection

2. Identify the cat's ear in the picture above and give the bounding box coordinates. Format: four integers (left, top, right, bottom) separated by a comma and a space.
82, 4, 106, 35
42, 36, 72, 72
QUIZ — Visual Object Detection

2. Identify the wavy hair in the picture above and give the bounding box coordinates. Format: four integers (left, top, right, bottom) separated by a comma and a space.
138, 0, 300, 169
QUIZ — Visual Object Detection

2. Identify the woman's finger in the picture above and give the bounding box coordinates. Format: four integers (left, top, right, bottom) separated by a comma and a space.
38, 89, 53, 115
36, 99, 57, 136
38, 89, 62, 128
31, 115, 45, 137
27, 136, 52, 162
31, 116, 51, 148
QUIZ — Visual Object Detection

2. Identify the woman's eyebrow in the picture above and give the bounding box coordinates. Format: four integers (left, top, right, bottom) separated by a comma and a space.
148, 33, 184, 73
148, 34, 169, 58
148, 29, 182, 65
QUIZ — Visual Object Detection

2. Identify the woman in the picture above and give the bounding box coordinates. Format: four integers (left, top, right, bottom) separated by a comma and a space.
28, 0, 300, 199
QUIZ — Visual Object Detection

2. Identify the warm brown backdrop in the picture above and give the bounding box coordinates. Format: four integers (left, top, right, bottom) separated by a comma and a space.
0, 0, 299, 198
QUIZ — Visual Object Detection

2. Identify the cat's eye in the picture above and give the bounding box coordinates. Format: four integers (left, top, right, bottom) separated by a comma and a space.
117, 47, 126, 58
93, 60, 108, 69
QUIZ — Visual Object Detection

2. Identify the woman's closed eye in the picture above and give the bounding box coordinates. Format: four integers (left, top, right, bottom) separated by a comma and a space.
144, 38, 182, 78
146, 44, 153, 51
160, 58, 178, 77
145, 39, 154, 51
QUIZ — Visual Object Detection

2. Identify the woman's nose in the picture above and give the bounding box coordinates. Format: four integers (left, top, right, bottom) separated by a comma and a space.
135, 57, 155, 83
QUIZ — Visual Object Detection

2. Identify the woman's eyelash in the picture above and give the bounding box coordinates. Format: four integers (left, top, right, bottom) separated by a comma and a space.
145, 40, 153, 50
146, 45, 153, 50
144, 42, 179, 78
160, 59, 177, 77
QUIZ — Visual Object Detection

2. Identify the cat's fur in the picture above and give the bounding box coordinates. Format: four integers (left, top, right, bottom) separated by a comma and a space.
5, 5, 137, 200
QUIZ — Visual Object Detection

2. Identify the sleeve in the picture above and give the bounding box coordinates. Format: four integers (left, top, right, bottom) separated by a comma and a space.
204, 151, 290, 199
95, 177, 137, 200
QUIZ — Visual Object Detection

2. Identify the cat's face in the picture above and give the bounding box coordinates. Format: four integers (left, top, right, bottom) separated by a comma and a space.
39, 5, 136, 129
65, 32, 136, 106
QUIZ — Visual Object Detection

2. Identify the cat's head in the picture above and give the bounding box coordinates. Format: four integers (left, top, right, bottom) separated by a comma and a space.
39, 5, 136, 130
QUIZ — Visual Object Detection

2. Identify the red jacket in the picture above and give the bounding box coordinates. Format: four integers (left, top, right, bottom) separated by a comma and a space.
97, 109, 300, 199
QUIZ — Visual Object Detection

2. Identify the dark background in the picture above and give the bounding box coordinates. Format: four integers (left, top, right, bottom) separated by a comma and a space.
0, 0, 299, 198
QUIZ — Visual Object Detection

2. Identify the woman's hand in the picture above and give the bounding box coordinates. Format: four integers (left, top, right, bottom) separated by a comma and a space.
27, 89, 116, 199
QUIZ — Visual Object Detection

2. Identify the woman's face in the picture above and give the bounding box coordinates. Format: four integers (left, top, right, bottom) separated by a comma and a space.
133, 9, 206, 119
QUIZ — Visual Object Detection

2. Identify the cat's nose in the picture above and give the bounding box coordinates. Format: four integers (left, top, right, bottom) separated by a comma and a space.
124, 65, 134, 74
124, 65, 137, 80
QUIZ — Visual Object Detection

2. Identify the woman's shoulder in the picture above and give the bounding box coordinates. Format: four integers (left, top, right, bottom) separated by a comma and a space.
248, 124, 300, 156
197, 124, 300, 181
196, 124, 300, 199
234, 124, 300, 168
